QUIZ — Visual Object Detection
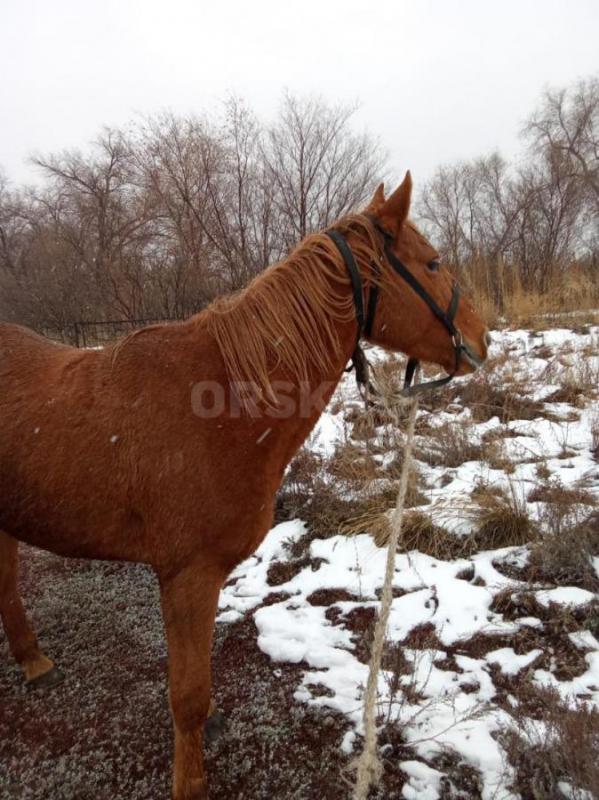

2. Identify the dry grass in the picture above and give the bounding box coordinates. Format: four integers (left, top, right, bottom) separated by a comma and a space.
473, 487, 537, 550
345, 485, 537, 560
364, 509, 464, 560
501, 685, 599, 800
340, 485, 473, 560
528, 511, 599, 592
591, 409, 599, 462
275, 448, 357, 549
544, 352, 599, 406
529, 478, 597, 545
455, 366, 546, 424
483, 439, 518, 473
276, 432, 427, 558
327, 439, 380, 487
468, 261, 599, 330
416, 420, 484, 468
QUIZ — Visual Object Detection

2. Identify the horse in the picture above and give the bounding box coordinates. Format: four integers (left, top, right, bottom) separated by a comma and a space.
0, 173, 489, 799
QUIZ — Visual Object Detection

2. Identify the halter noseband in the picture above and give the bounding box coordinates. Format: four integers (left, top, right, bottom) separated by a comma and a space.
326, 224, 471, 397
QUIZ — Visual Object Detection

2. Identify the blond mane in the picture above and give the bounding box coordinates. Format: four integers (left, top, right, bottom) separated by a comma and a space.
204, 214, 384, 405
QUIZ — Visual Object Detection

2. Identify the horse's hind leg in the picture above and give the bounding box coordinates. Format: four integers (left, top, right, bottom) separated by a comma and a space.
0, 531, 63, 687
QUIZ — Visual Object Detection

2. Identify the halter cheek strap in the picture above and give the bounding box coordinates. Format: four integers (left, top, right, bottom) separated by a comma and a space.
326, 225, 471, 397
325, 230, 376, 392
326, 231, 365, 341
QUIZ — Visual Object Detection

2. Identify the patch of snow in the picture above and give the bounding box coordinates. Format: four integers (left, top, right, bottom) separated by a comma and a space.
400, 760, 443, 799
535, 586, 595, 608
486, 647, 543, 675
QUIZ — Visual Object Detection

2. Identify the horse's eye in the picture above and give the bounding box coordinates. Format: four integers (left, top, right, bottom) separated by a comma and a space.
427, 259, 440, 272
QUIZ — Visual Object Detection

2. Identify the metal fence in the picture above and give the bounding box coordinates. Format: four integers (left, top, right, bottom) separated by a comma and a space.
41, 318, 177, 347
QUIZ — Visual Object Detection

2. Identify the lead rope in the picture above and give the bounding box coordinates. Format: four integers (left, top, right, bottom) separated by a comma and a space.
352, 390, 420, 800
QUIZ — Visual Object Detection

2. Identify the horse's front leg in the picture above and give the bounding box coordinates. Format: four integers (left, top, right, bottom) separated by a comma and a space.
158, 558, 224, 800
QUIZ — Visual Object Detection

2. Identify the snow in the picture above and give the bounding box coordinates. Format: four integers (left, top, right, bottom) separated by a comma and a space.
535, 586, 596, 608
220, 533, 534, 798
218, 324, 599, 799
534, 650, 599, 705
400, 760, 443, 799
486, 647, 543, 675
217, 520, 306, 621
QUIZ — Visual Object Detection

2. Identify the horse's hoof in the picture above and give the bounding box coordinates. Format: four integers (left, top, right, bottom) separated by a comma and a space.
27, 666, 65, 690
204, 709, 226, 744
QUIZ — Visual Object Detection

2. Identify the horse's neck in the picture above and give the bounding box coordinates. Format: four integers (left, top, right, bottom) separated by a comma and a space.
251, 258, 358, 460
262, 246, 358, 403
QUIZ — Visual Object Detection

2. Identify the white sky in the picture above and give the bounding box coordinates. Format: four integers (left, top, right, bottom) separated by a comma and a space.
1, 0, 598, 188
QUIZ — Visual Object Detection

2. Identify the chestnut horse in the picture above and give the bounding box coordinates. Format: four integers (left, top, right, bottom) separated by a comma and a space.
0, 173, 489, 799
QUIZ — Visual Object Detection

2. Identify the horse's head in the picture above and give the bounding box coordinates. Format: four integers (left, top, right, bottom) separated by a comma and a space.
363, 172, 489, 382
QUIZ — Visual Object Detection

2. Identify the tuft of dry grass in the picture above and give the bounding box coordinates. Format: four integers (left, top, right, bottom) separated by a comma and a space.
276, 428, 428, 558
342, 503, 467, 560
275, 447, 361, 556
472, 483, 537, 551
474, 500, 536, 550
327, 438, 380, 486
456, 367, 546, 424
528, 511, 599, 593
372, 510, 463, 560
545, 353, 599, 406
529, 478, 597, 543
344, 480, 538, 560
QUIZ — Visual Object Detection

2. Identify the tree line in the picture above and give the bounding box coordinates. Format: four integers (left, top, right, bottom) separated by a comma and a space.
0, 78, 597, 338
419, 76, 599, 307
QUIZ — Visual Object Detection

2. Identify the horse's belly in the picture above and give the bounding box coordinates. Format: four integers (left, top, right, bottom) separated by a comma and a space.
0, 490, 147, 563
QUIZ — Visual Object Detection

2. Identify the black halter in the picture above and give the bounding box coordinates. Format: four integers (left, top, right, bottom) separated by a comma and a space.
326, 225, 471, 397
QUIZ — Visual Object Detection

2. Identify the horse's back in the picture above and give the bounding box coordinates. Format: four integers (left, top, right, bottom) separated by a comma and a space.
0, 322, 76, 375
0, 322, 132, 558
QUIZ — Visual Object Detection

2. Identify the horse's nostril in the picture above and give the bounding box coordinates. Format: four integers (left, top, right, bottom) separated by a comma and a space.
485, 331, 492, 347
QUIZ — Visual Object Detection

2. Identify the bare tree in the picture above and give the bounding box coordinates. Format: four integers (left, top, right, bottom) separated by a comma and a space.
132, 112, 223, 308
32, 131, 156, 320
263, 92, 386, 247
525, 77, 599, 206
4, 79, 595, 334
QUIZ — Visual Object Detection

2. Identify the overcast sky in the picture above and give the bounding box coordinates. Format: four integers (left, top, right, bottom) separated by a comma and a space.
1, 0, 598, 189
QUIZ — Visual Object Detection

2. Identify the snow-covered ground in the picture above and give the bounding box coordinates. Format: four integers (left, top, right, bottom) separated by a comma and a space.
218, 326, 599, 799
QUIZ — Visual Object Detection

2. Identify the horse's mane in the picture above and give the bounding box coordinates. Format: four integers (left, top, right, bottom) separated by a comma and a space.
203, 214, 384, 405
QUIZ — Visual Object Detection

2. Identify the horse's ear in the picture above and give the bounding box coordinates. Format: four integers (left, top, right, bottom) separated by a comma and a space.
379, 171, 412, 233
366, 182, 386, 212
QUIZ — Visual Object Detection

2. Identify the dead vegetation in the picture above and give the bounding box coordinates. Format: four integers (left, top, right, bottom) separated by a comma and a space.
453, 364, 547, 424
529, 511, 599, 593
342, 478, 538, 561
591, 410, 599, 462
501, 686, 599, 800
416, 420, 484, 468
474, 487, 537, 550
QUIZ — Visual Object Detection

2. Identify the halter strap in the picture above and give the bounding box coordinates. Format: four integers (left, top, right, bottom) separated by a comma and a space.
326, 230, 377, 396
327, 223, 470, 398
326, 231, 365, 340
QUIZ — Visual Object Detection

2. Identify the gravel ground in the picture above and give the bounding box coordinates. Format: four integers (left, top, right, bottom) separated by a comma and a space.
0, 547, 403, 800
